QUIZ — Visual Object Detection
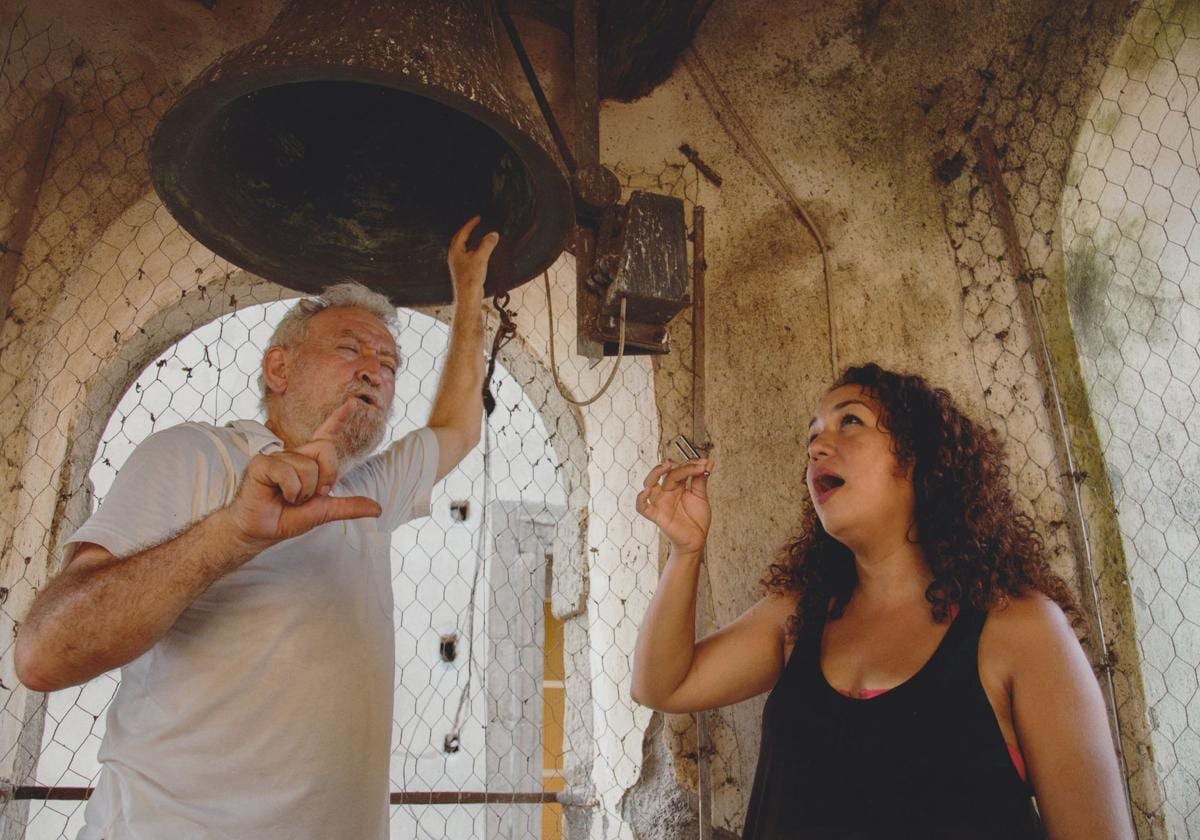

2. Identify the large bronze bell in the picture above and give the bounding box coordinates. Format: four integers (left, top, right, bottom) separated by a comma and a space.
149, 0, 573, 306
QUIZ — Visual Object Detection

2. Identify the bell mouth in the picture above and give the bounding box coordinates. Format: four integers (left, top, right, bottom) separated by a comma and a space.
151, 79, 568, 305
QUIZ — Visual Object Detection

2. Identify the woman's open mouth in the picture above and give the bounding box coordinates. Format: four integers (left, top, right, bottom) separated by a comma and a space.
812, 470, 845, 504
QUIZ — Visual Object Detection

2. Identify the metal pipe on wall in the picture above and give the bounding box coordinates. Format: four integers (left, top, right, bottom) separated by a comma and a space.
975, 126, 1135, 830
691, 205, 713, 840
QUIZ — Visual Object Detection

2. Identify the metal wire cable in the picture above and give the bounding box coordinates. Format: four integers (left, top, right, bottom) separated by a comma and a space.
543, 271, 627, 407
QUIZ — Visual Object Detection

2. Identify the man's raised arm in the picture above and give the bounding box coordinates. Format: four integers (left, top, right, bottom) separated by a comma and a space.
426, 216, 496, 481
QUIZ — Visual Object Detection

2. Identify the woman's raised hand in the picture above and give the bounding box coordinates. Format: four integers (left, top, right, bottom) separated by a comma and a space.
635, 458, 713, 554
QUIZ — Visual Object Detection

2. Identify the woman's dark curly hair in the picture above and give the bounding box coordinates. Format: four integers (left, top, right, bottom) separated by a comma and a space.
764, 362, 1079, 637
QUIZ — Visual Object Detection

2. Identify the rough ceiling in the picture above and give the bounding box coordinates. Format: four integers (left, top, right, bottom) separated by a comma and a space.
171, 0, 718, 102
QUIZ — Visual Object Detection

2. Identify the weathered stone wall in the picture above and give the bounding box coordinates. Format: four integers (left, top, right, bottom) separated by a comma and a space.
600, 0, 1161, 835
0, 0, 1179, 838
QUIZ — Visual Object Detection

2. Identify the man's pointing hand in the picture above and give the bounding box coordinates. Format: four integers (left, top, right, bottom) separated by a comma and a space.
230, 398, 382, 547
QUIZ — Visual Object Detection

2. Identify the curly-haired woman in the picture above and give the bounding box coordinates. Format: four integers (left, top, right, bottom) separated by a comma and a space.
631, 364, 1132, 839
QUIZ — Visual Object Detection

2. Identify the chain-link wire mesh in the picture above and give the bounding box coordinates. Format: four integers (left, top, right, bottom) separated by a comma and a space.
9, 0, 1200, 838
0, 8, 713, 837
19, 297, 584, 839
1059, 5, 1200, 836
0, 242, 674, 840
926, 1, 1200, 837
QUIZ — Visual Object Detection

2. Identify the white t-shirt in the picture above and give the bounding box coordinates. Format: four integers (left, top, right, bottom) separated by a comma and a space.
65, 419, 438, 840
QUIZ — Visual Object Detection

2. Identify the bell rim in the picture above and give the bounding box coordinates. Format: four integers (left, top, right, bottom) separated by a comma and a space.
149, 64, 573, 305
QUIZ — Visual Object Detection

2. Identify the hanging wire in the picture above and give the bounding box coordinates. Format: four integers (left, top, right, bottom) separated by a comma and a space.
444, 294, 514, 752
544, 271, 627, 407
444, 414, 493, 755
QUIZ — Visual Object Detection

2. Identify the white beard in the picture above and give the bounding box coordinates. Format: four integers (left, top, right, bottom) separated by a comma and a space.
286, 388, 391, 470
337, 396, 389, 468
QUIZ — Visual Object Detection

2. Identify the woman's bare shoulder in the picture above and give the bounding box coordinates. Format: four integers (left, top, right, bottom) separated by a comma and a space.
986, 591, 1072, 634
981, 591, 1081, 676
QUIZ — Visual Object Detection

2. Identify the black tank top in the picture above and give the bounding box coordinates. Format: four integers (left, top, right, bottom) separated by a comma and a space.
742, 604, 1044, 839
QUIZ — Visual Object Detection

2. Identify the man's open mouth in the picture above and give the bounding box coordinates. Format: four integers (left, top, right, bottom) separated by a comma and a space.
353, 393, 378, 408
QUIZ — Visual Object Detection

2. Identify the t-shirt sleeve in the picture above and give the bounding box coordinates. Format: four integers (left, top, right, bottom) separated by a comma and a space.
344, 426, 439, 532
63, 424, 236, 563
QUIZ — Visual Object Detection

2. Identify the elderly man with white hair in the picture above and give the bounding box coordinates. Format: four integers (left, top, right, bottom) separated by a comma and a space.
16, 218, 500, 839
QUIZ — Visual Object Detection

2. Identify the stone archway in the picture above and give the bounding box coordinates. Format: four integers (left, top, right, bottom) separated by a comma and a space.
1061, 4, 1200, 834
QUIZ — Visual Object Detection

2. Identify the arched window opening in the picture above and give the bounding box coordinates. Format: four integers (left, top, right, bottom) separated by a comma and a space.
24, 301, 576, 839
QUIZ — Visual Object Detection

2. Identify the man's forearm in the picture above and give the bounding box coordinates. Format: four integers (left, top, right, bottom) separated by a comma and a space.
428, 299, 485, 430
16, 506, 266, 691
